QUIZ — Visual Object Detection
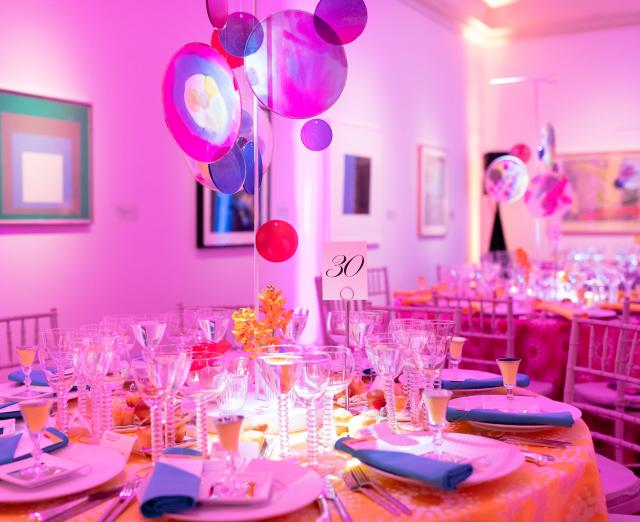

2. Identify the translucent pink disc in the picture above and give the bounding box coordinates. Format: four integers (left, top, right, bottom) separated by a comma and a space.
244, 10, 348, 119
238, 97, 273, 170
301, 119, 332, 151
162, 43, 242, 163
220, 12, 263, 58
208, 143, 245, 194
242, 141, 263, 195
183, 154, 218, 191
206, 0, 228, 29
509, 143, 531, 164
314, 0, 368, 45
484, 155, 529, 203
524, 173, 574, 217
256, 220, 298, 262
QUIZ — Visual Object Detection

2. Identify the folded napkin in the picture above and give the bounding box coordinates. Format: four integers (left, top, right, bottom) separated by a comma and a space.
0, 427, 69, 465
532, 301, 585, 321
446, 407, 574, 428
8, 370, 48, 386
141, 448, 203, 519
334, 437, 473, 491
0, 402, 21, 421
600, 302, 640, 314
442, 373, 531, 391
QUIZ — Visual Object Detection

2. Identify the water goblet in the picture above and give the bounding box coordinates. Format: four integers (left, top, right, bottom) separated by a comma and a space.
165, 311, 199, 346
349, 311, 378, 375
284, 307, 309, 343
223, 351, 252, 376
131, 314, 167, 351
16, 398, 53, 479
448, 337, 467, 376
219, 374, 249, 414
314, 345, 354, 450
39, 328, 78, 434
497, 357, 521, 402
294, 352, 330, 467
197, 307, 230, 342
422, 388, 453, 459
212, 414, 245, 496
181, 354, 227, 455
419, 321, 454, 390
364, 334, 403, 433
256, 352, 301, 459
15, 345, 39, 398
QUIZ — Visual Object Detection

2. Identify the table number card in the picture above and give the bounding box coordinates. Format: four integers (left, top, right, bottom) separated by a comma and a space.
322, 241, 368, 301
100, 430, 137, 460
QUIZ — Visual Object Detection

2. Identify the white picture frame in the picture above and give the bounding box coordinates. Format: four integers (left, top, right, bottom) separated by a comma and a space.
418, 144, 447, 237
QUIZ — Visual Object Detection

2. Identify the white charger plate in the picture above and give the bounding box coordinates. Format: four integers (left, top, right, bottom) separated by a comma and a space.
358, 428, 524, 487
0, 443, 126, 503
150, 459, 323, 521
449, 394, 582, 433
0, 382, 54, 401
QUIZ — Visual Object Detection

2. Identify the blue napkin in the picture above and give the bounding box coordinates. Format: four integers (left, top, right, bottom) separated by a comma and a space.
443, 373, 531, 391
0, 427, 69, 465
335, 437, 472, 491
446, 407, 574, 427
140, 448, 203, 519
8, 370, 48, 386
0, 402, 20, 421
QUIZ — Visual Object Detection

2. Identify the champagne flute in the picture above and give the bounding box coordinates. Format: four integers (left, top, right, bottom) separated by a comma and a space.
15, 345, 38, 397
284, 308, 309, 343
448, 337, 467, 377
294, 352, 330, 467
422, 388, 453, 459
364, 334, 403, 433
181, 354, 227, 455
197, 307, 230, 342
17, 398, 53, 479
497, 357, 521, 402
131, 314, 167, 351
212, 414, 245, 496
314, 345, 354, 450
257, 352, 301, 459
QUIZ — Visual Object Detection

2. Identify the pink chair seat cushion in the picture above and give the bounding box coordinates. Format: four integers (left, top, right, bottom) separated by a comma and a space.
596, 454, 640, 514
575, 382, 640, 410
528, 379, 554, 397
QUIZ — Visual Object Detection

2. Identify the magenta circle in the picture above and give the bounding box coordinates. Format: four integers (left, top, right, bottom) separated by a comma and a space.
206, 0, 228, 29
314, 0, 368, 45
301, 119, 333, 151
244, 10, 348, 119
162, 43, 242, 163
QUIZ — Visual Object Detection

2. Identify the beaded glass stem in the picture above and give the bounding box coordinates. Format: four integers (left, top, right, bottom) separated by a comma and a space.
383, 376, 398, 432
277, 393, 291, 459
164, 396, 176, 448
195, 395, 208, 456
55, 387, 69, 433
306, 399, 320, 466
322, 393, 336, 450
150, 401, 163, 463
408, 366, 422, 429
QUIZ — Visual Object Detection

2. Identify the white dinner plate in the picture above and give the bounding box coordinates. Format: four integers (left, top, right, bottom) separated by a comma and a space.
449, 394, 582, 433
358, 425, 524, 487
441, 369, 502, 388
150, 459, 323, 521
0, 382, 54, 402
0, 443, 126, 503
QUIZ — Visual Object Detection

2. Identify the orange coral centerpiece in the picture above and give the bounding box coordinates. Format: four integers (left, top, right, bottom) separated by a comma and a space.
232, 285, 293, 356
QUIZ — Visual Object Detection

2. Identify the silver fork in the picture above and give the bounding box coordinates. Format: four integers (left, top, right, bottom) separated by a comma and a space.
323, 480, 352, 522
97, 481, 138, 522
349, 465, 412, 515
342, 470, 400, 515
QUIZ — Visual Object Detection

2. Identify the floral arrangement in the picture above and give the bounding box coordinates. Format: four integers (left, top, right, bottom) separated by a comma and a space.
232, 285, 293, 356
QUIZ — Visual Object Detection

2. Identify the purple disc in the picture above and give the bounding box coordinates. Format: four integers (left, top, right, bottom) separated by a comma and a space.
314, 0, 368, 45
301, 119, 332, 151
183, 154, 218, 191
208, 144, 245, 194
242, 141, 263, 195
220, 12, 263, 58
244, 10, 348, 119
206, 0, 228, 29
239, 96, 273, 170
162, 43, 242, 163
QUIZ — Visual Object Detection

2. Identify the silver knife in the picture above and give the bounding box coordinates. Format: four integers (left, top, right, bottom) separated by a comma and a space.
324, 480, 352, 522
316, 495, 330, 522
104, 493, 136, 522
29, 486, 122, 522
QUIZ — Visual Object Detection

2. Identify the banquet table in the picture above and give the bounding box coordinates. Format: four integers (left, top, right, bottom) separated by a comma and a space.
3, 396, 608, 522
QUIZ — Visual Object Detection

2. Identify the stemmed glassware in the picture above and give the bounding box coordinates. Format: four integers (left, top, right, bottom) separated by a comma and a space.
257, 350, 301, 459
422, 388, 453, 459
131, 314, 167, 351
181, 353, 227, 456
389, 318, 429, 432
130, 359, 165, 463
39, 328, 78, 434
414, 321, 454, 391
212, 414, 245, 496
497, 357, 521, 402
159, 343, 192, 447
314, 345, 354, 450
364, 334, 403, 433
16, 398, 53, 480
448, 336, 467, 377
165, 310, 199, 346
197, 307, 230, 342
15, 345, 38, 397
284, 307, 309, 343
219, 374, 249, 414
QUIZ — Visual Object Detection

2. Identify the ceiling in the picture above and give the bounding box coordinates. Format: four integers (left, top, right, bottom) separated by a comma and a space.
415, 0, 640, 38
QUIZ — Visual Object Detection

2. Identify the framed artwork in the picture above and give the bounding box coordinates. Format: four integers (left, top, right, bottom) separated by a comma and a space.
328, 120, 381, 244
559, 150, 640, 234
0, 90, 91, 224
418, 145, 447, 237
196, 177, 270, 248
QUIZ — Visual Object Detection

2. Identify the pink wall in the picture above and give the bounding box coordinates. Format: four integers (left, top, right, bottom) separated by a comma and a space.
0, 0, 472, 338
480, 25, 640, 258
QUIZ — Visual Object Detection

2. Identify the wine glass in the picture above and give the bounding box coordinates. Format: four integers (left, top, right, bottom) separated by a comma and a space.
165, 311, 199, 346
15, 345, 39, 397
294, 352, 330, 467
131, 314, 167, 352
448, 337, 467, 377
16, 398, 53, 479
420, 321, 454, 390
422, 388, 453, 459
284, 308, 309, 343
497, 357, 521, 402
212, 414, 245, 496
39, 328, 78, 434
389, 318, 429, 432
130, 359, 165, 463
197, 307, 230, 342
364, 334, 403, 433
219, 374, 249, 414
314, 345, 354, 450
181, 353, 227, 456
349, 311, 378, 375
256, 352, 301, 459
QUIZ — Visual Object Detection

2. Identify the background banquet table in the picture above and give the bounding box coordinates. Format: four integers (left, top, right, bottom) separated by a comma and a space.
2, 406, 607, 521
